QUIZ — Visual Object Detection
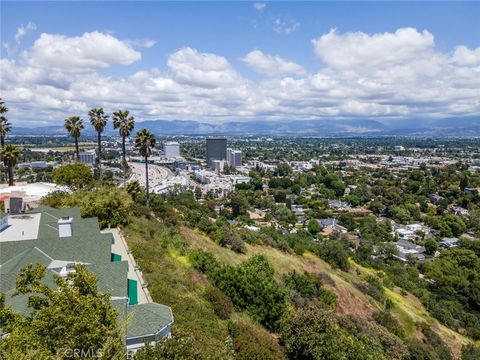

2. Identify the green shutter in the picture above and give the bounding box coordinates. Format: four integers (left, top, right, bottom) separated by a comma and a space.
111, 253, 122, 262
128, 279, 138, 305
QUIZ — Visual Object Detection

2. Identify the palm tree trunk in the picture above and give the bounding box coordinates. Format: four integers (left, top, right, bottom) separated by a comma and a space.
8, 164, 13, 186
1, 135, 6, 184
122, 136, 126, 188
75, 137, 80, 161
97, 131, 102, 176
145, 155, 149, 207
122, 136, 126, 166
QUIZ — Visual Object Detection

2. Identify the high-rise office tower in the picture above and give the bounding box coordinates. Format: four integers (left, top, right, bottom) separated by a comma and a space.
231, 150, 242, 167
206, 138, 227, 167
164, 142, 180, 159
227, 148, 242, 167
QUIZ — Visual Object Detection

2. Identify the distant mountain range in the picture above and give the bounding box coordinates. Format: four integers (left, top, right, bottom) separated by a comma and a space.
11, 117, 480, 137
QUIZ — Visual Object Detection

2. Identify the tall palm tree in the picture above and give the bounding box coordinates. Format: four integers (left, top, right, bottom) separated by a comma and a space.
126, 180, 142, 202
89, 107, 109, 174
0, 98, 12, 184
134, 129, 156, 207
112, 110, 135, 167
64, 116, 84, 161
0, 144, 21, 186
0, 98, 11, 148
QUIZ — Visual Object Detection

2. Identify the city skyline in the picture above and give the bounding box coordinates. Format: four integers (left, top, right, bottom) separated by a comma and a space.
1, 1, 479, 126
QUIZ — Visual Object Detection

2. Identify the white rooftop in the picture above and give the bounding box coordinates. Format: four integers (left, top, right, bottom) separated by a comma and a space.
0, 213, 42, 242
0, 182, 67, 201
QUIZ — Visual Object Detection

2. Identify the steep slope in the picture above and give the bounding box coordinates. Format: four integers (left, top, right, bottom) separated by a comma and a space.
123, 216, 471, 359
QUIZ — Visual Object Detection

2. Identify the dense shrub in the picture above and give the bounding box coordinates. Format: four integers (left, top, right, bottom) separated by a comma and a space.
211, 255, 286, 330
42, 186, 133, 228
315, 238, 350, 270
283, 271, 323, 299
283, 271, 337, 309
461, 344, 480, 360
338, 314, 409, 360
204, 286, 233, 320
52, 163, 93, 189
189, 250, 219, 274
230, 320, 286, 360
373, 310, 405, 339
280, 304, 387, 360
134, 329, 202, 359
219, 230, 245, 253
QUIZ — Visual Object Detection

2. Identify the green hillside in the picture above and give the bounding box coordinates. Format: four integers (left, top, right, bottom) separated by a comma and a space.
123, 214, 473, 359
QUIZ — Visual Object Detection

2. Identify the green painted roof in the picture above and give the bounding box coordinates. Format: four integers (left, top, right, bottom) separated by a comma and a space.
0, 205, 173, 342
127, 303, 173, 338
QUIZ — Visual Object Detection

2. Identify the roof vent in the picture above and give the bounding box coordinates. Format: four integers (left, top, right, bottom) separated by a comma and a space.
58, 217, 73, 237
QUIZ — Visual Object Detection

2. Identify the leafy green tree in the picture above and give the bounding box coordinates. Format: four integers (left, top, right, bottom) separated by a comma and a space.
389, 205, 411, 224
89, 108, 109, 173
134, 129, 156, 207
229, 192, 248, 217
316, 238, 350, 270
307, 219, 321, 235
274, 205, 296, 226
0, 264, 123, 359
64, 116, 84, 161
42, 186, 133, 228
63, 187, 133, 228
424, 238, 438, 256
274, 163, 292, 176
0, 144, 20, 186
52, 163, 93, 190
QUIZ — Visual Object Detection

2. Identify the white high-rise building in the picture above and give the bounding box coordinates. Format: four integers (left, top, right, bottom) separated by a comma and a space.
211, 159, 227, 172
164, 142, 180, 159
79, 151, 95, 166
227, 149, 242, 167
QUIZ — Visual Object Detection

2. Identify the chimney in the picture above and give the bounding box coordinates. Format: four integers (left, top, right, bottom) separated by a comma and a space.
58, 216, 73, 237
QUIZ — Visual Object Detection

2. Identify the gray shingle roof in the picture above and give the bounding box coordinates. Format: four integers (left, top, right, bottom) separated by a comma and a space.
0, 205, 173, 342
127, 303, 173, 338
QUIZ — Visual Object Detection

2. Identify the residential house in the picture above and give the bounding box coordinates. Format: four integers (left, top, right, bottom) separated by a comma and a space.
429, 194, 445, 205
395, 239, 426, 262
328, 199, 350, 211
0, 205, 173, 355
438, 237, 459, 249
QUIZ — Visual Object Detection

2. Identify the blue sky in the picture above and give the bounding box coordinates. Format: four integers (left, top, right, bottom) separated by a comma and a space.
1, 1, 479, 125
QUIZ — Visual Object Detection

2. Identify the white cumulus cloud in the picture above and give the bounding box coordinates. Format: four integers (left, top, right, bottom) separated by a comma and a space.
312, 27, 435, 69
1, 28, 479, 126
167, 47, 242, 87
27, 31, 141, 71
452, 45, 480, 66
242, 50, 306, 76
